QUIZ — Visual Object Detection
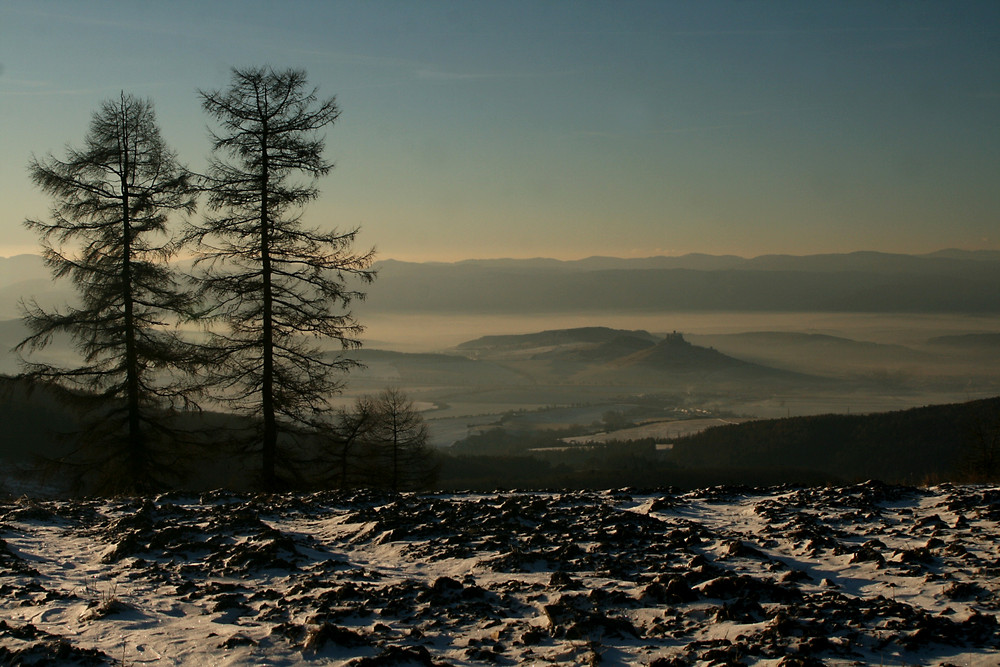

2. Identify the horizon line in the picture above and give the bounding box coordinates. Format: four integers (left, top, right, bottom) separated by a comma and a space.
3, 247, 999, 263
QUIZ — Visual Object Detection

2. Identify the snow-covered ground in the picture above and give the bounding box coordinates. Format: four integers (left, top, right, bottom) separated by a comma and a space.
1, 483, 998, 665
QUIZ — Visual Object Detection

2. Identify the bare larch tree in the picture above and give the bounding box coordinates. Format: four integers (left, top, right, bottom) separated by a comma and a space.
190, 66, 376, 490
17, 93, 199, 494
364, 388, 437, 491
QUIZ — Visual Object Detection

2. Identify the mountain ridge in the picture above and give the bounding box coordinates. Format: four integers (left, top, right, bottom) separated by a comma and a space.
373, 248, 1000, 273
5, 251, 1000, 318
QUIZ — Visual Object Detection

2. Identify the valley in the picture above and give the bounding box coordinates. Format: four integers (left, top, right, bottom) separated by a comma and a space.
338, 316, 1000, 451
3, 251, 999, 482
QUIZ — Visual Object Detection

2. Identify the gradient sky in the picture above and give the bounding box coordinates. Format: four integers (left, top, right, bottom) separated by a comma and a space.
1, 1, 998, 261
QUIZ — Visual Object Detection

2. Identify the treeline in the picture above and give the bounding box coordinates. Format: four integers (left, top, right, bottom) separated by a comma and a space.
671, 397, 1000, 485
431, 397, 1000, 490
8, 66, 384, 495
440, 425, 837, 491
0, 378, 436, 496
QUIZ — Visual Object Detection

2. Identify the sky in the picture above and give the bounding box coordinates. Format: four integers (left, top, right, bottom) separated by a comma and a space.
1, 1, 998, 262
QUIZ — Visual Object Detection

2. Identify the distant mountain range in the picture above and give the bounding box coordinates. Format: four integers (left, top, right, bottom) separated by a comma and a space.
363, 250, 1000, 314
3, 250, 1000, 318
402, 249, 1000, 272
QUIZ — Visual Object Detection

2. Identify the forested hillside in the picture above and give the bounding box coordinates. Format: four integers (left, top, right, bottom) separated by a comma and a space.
671, 397, 1000, 484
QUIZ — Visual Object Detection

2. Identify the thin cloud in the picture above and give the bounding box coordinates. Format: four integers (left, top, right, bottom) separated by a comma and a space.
416, 69, 485, 81
0, 87, 105, 97
0, 78, 170, 98
295, 48, 425, 71
723, 105, 825, 118
298, 43, 586, 85
1, 3, 224, 40
2, 4, 137, 29
416, 67, 584, 83
579, 124, 734, 139
300, 45, 584, 86
0, 76, 49, 88
669, 26, 934, 38
653, 124, 735, 135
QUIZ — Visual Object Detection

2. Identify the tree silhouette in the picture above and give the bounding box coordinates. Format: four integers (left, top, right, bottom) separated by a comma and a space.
190, 66, 375, 490
328, 394, 376, 489
361, 388, 437, 491
17, 93, 200, 494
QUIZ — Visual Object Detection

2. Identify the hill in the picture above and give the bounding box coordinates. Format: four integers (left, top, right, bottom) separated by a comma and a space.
535, 330, 659, 363
0, 254, 50, 285
671, 396, 1000, 484
926, 333, 1000, 350
0, 375, 77, 464
0, 376, 255, 493
585, 333, 819, 388
454, 327, 820, 388
457, 326, 658, 353
686, 331, 935, 379
614, 332, 757, 371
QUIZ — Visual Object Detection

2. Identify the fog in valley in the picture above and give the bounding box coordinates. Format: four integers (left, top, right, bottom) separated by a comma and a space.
5, 251, 998, 456
353, 309, 1000, 446
342, 254, 1000, 453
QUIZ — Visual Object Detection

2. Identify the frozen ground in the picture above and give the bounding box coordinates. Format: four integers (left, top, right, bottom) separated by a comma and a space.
1, 483, 999, 665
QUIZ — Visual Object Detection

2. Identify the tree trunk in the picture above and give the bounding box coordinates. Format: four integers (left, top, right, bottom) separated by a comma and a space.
391, 409, 400, 492
260, 122, 277, 491
119, 100, 143, 487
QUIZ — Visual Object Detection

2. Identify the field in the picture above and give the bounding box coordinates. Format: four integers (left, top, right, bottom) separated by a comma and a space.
561, 418, 750, 446
2, 483, 999, 665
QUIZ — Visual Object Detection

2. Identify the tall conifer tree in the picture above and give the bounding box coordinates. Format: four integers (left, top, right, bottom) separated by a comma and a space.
191, 67, 375, 490
18, 93, 199, 494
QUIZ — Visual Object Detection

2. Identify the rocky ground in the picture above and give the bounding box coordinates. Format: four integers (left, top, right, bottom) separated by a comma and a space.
1, 482, 999, 665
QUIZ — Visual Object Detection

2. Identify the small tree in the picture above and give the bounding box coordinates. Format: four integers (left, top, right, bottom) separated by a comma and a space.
17, 93, 199, 494
190, 66, 376, 490
327, 394, 376, 489
362, 388, 437, 491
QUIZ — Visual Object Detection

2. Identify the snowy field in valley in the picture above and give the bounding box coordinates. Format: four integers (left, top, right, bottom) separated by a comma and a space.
2, 483, 999, 665
561, 418, 751, 446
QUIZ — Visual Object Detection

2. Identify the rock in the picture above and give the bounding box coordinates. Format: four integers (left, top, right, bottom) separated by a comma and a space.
549, 570, 580, 588
349, 645, 437, 666
849, 543, 885, 567
431, 576, 463, 596
941, 581, 984, 601
302, 622, 369, 652
218, 633, 257, 649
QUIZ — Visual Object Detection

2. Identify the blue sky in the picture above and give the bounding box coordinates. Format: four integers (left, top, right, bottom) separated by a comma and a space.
1, 1, 998, 261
